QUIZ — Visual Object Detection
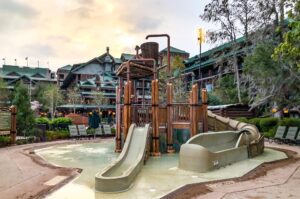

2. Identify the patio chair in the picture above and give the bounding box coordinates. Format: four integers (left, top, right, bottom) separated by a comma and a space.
295, 130, 300, 145
94, 127, 103, 138
78, 125, 88, 139
68, 125, 79, 139
103, 124, 112, 136
285, 127, 299, 144
272, 126, 287, 143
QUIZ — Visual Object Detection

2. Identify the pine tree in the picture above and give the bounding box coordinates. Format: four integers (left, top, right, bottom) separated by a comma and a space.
12, 81, 35, 135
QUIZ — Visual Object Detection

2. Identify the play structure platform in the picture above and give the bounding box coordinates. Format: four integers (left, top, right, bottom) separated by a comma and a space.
95, 124, 150, 192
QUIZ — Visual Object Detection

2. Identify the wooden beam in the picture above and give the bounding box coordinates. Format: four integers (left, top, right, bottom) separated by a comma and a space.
115, 86, 122, 153
10, 105, 17, 144
202, 88, 208, 132
166, 83, 175, 153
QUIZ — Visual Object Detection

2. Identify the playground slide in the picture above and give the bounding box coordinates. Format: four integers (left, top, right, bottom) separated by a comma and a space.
95, 123, 150, 192
179, 111, 264, 173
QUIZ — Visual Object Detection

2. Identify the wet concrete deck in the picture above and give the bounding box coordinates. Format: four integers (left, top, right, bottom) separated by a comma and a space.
0, 139, 299, 199
197, 142, 300, 199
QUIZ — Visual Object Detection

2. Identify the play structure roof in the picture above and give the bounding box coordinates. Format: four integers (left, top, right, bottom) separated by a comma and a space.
116, 60, 154, 79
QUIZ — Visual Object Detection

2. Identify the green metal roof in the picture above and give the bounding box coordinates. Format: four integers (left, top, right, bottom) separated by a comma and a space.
114, 58, 122, 64
1, 65, 49, 78
57, 104, 115, 109
58, 65, 72, 71
184, 46, 251, 72
121, 53, 135, 61
184, 36, 246, 65
160, 46, 189, 55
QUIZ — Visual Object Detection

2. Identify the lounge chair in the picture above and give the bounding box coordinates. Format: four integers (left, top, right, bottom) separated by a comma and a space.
78, 125, 88, 139
296, 130, 300, 145
94, 127, 103, 138
273, 126, 287, 143
103, 124, 112, 136
285, 127, 299, 144
68, 125, 79, 139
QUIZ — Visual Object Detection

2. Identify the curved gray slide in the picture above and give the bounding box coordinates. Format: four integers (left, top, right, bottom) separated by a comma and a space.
179, 111, 264, 173
95, 124, 150, 192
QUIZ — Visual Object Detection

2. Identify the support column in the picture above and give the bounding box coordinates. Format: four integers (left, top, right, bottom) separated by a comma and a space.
166, 83, 175, 153
202, 88, 208, 132
190, 84, 198, 137
151, 79, 160, 156
115, 86, 122, 152
10, 105, 17, 144
123, 81, 132, 140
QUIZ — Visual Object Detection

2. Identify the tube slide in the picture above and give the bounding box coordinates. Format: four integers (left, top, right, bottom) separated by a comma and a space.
95, 124, 150, 192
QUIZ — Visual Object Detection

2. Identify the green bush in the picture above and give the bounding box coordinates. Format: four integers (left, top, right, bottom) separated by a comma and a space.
236, 117, 248, 123
35, 117, 50, 125
263, 128, 276, 138
0, 136, 11, 146
87, 128, 95, 135
16, 139, 28, 145
50, 117, 72, 129
111, 128, 116, 135
278, 118, 300, 127
208, 93, 222, 105
46, 130, 69, 141
259, 117, 279, 133
27, 136, 35, 143
26, 128, 42, 137
248, 118, 262, 131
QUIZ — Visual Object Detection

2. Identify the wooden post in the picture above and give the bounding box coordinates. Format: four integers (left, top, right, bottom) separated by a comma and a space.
166, 83, 175, 153
151, 79, 160, 156
10, 105, 17, 144
123, 81, 132, 140
201, 88, 208, 132
190, 84, 198, 137
115, 86, 122, 152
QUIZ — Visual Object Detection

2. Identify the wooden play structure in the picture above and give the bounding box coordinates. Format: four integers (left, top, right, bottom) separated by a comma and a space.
114, 35, 208, 155
96, 35, 264, 192
0, 106, 17, 144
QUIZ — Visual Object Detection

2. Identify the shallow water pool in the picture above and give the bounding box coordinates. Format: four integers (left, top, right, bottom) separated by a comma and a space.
36, 139, 287, 199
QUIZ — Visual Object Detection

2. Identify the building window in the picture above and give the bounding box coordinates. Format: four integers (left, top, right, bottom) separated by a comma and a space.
59, 74, 64, 79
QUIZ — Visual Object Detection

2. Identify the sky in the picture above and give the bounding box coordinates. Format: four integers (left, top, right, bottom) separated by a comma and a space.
0, 0, 213, 71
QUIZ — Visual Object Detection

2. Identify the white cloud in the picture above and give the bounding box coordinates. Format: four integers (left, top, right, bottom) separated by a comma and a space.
0, 0, 214, 70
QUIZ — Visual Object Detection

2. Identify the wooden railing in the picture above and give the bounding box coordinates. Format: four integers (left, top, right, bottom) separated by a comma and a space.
131, 104, 152, 127
172, 103, 190, 122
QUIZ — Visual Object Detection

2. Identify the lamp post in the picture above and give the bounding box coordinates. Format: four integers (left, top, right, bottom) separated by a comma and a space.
197, 28, 205, 89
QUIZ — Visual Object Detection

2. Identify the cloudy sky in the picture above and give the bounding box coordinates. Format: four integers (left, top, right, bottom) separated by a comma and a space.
0, 0, 213, 70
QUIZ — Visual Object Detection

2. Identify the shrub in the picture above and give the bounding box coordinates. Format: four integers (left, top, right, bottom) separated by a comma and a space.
87, 128, 95, 135
248, 118, 262, 131
236, 117, 248, 123
278, 118, 300, 127
27, 136, 35, 143
263, 128, 276, 138
0, 136, 11, 146
111, 128, 116, 135
26, 128, 42, 137
46, 130, 69, 141
16, 139, 28, 145
35, 117, 50, 125
50, 117, 72, 130
259, 117, 279, 133
208, 93, 222, 105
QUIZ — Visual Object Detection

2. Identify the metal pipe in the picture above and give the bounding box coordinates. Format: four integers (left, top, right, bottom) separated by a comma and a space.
145, 34, 170, 75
